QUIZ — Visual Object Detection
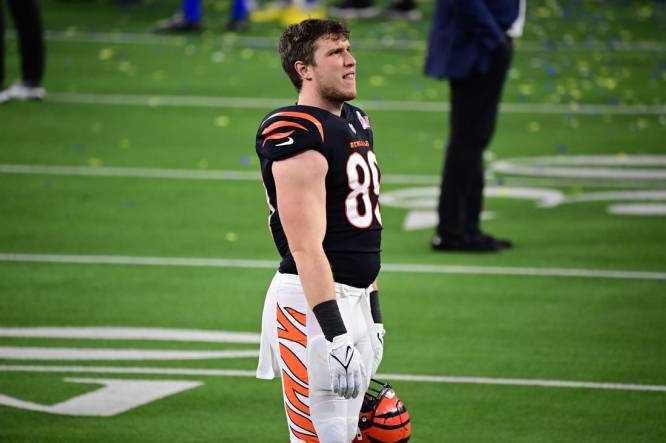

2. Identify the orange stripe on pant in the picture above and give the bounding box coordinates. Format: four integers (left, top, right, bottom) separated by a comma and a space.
277, 305, 319, 441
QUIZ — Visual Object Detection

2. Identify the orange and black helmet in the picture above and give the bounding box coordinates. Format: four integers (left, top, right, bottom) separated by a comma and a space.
356, 379, 411, 443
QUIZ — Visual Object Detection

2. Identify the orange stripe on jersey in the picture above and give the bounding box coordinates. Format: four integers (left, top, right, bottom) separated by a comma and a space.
285, 307, 306, 327
262, 120, 307, 135
263, 130, 295, 145
269, 111, 324, 142
277, 305, 307, 347
279, 343, 308, 385
286, 405, 318, 435
281, 369, 310, 416
290, 426, 320, 443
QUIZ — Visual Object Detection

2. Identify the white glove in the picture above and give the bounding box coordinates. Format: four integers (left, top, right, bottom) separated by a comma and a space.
326, 333, 367, 399
368, 323, 385, 376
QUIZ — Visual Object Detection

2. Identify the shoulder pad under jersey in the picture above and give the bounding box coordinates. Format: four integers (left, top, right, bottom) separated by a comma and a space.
257, 108, 325, 161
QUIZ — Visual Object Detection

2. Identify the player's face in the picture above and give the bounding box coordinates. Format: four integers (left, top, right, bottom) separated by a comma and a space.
309, 36, 357, 103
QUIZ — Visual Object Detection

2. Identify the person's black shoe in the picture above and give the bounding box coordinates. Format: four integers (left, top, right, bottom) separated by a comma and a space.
471, 232, 513, 249
329, 0, 380, 19
384, 0, 422, 20
226, 18, 249, 32
431, 233, 501, 252
154, 14, 203, 33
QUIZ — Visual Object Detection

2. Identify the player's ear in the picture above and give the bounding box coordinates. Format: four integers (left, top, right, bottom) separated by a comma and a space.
294, 61, 313, 82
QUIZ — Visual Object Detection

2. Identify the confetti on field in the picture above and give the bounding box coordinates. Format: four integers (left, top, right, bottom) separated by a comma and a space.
88, 158, 103, 168
369, 76, 386, 87
225, 232, 238, 242
215, 115, 230, 127
98, 48, 114, 61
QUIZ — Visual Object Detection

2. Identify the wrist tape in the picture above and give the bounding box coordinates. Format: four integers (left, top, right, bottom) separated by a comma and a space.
369, 290, 382, 324
312, 299, 347, 342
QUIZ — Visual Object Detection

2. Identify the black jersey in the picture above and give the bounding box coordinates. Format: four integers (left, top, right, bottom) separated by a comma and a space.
256, 103, 382, 288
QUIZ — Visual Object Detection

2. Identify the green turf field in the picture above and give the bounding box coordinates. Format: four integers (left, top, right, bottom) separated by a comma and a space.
1, 0, 665, 442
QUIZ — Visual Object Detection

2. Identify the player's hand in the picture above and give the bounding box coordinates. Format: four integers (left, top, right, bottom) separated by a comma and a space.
369, 323, 385, 376
326, 333, 366, 399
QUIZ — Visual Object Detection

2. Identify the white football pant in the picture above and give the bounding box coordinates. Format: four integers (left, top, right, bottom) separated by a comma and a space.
257, 272, 374, 443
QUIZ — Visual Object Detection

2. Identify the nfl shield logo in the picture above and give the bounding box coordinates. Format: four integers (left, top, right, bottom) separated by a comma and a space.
356, 111, 371, 130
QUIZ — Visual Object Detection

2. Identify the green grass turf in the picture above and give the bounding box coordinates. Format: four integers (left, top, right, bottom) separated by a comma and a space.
1, 0, 665, 442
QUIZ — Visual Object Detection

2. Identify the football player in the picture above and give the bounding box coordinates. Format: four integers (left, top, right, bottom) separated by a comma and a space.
255, 19, 386, 443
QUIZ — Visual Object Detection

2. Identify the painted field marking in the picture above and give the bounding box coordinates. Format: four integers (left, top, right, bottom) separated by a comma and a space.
0, 347, 258, 361
1, 365, 664, 394
1, 253, 665, 281
2, 163, 664, 189
8, 30, 666, 52
45, 92, 666, 115
0, 327, 260, 343
0, 378, 202, 416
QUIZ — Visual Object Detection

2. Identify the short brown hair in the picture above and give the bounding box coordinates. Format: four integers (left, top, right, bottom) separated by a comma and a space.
278, 19, 351, 91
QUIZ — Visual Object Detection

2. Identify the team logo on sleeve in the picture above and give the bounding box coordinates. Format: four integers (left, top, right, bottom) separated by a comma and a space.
261, 111, 325, 146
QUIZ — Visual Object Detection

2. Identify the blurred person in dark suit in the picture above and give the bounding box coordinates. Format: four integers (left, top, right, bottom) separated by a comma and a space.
425, 0, 525, 252
0, 0, 45, 103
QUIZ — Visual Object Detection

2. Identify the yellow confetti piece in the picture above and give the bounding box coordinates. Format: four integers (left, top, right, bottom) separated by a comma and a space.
369, 76, 385, 87
570, 89, 582, 100
528, 121, 541, 132
198, 159, 209, 169
98, 48, 114, 61
509, 68, 521, 80
88, 158, 103, 168
519, 84, 534, 95
382, 64, 396, 75
215, 115, 230, 127
211, 51, 225, 63
119, 138, 131, 149
617, 152, 628, 160
65, 26, 78, 37
241, 48, 254, 60
225, 232, 238, 242
118, 61, 133, 73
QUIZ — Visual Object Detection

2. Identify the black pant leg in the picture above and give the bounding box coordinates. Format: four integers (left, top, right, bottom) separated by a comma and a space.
1, 2, 5, 88
437, 40, 513, 237
7, 0, 44, 86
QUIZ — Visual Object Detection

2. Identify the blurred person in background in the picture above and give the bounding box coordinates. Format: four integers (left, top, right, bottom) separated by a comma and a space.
0, 0, 46, 103
425, 0, 525, 252
155, 0, 325, 33
250, 0, 325, 28
329, 0, 421, 20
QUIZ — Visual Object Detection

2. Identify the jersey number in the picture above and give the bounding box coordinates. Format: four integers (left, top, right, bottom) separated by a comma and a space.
345, 151, 381, 228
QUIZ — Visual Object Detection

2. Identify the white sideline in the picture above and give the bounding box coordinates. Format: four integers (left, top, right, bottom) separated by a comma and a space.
8, 30, 665, 52
1, 163, 663, 189
0, 365, 664, 393
1, 253, 665, 281
46, 92, 666, 115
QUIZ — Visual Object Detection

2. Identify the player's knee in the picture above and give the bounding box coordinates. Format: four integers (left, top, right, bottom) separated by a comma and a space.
315, 417, 348, 443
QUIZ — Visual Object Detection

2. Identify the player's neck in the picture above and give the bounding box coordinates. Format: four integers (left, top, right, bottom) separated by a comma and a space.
297, 90, 344, 116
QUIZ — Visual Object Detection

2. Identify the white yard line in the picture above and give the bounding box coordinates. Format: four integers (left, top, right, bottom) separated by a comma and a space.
0, 365, 663, 393
2, 163, 663, 189
8, 30, 665, 52
46, 92, 666, 115
1, 253, 664, 281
